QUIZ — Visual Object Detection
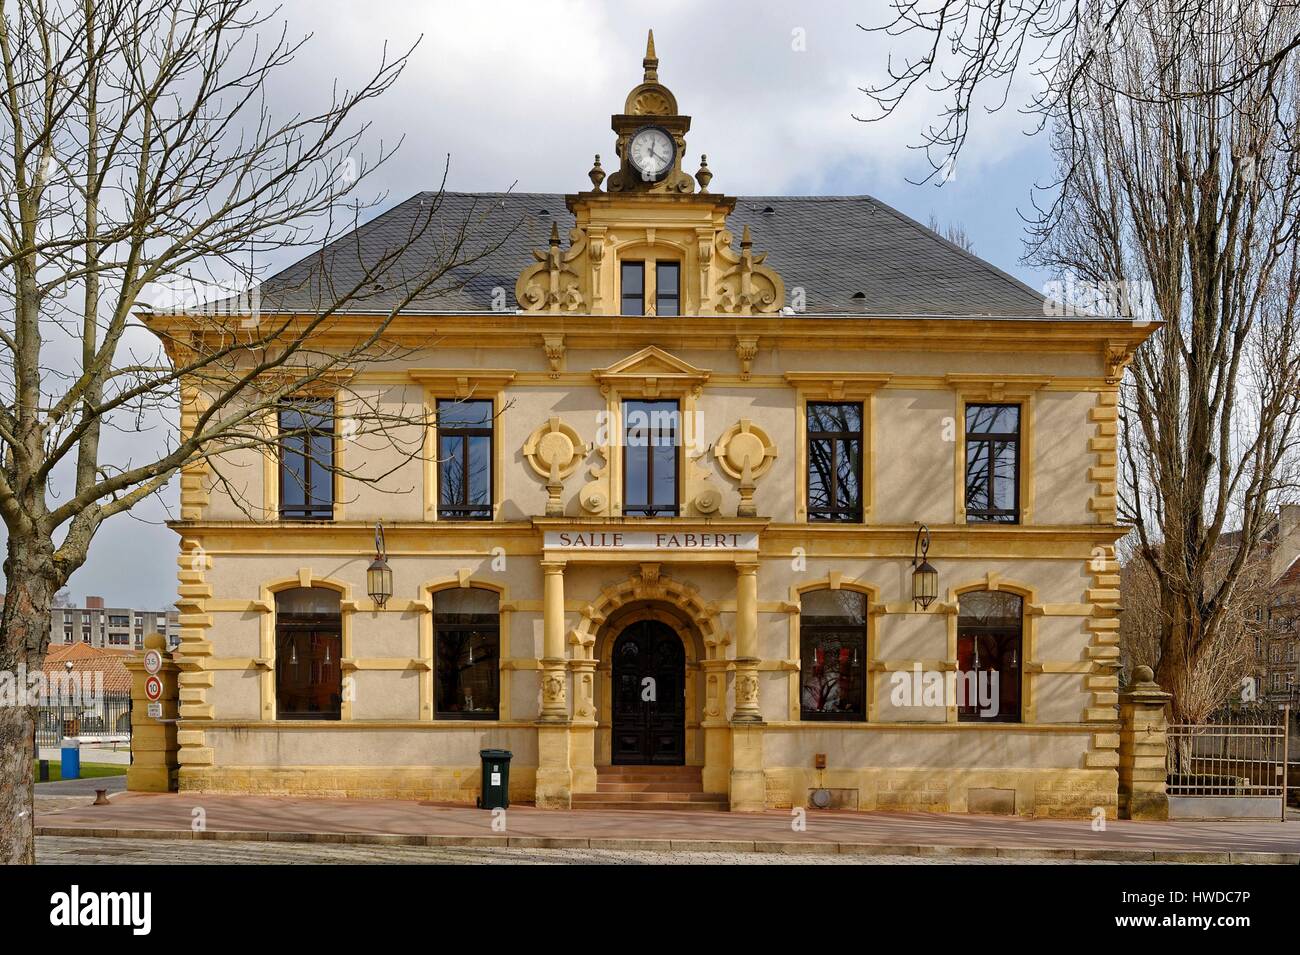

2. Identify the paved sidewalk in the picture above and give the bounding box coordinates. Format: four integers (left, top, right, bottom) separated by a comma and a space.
36, 791, 1300, 862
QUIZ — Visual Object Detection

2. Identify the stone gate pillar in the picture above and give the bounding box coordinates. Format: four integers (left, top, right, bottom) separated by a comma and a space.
1118, 665, 1171, 820
125, 633, 179, 792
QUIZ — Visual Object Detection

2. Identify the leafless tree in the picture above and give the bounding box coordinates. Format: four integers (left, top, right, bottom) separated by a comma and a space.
1023, 4, 1300, 721
1118, 533, 1265, 722
857, 0, 1300, 181
926, 213, 976, 253
0, 0, 510, 865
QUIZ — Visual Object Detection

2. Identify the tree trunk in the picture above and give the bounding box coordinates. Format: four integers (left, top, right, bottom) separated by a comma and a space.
0, 536, 57, 865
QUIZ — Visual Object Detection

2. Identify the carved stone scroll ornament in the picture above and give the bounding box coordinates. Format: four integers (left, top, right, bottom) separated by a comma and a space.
516, 222, 589, 313
712, 226, 785, 315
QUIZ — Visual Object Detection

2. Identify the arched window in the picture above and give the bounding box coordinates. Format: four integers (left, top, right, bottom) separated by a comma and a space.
434, 588, 500, 720
799, 589, 867, 721
957, 590, 1022, 722
275, 587, 342, 720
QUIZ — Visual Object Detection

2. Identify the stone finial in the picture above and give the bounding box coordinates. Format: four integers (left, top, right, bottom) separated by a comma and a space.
548, 220, 561, 248
741, 224, 753, 250
643, 29, 658, 82
695, 154, 712, 193
588, 154, 605, 191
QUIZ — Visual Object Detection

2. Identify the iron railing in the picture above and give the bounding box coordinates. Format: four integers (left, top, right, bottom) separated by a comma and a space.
34, 693, 132, 748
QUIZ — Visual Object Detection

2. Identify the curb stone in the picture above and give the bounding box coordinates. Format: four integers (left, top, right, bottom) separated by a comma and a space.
33, 825, 1300, 863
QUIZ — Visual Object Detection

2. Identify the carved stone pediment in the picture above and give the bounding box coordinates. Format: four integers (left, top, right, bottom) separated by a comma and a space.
593, 346, 710, 397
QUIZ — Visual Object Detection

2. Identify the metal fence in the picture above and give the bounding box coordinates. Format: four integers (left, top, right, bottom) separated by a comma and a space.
34, 694, 132, 748
1166, 706, 1290, 819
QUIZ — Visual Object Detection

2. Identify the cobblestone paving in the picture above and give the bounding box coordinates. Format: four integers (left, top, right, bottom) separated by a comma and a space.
37, 836, 1136, 865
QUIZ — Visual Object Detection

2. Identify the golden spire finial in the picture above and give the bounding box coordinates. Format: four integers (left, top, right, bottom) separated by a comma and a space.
643, 29, 658, 82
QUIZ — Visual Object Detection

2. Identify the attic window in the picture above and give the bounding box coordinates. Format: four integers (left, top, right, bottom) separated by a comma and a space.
762, 205, 775, 215
851, 291, 866, 299
538, 209, 551, 217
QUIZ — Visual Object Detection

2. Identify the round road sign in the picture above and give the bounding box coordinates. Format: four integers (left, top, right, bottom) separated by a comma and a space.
144, 649, 163, 674
144, 675, 163, 702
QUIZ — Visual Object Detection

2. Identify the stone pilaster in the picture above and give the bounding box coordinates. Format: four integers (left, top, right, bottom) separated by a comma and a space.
1118, 665, 1172, 820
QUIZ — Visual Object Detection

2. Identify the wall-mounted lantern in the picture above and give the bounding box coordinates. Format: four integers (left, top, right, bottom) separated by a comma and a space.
367, 521, 393, 608
911, 522, 938, 610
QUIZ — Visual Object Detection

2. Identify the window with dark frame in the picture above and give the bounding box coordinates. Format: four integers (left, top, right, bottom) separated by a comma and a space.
278, 398, 335, 520
274, 587, 342, 720
956, 589, 1022, 723
799, 589, 867, 721
655, 261, 680, 316
437, 399, 493, 520
965, 403, 1020, 523
806, 402, 863, 522
434, 588, 500, 720
621, 261, 645, 315
623, 399, 679, 517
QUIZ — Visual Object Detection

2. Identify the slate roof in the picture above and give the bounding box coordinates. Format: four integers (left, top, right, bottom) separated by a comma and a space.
241, 191, 1074, 319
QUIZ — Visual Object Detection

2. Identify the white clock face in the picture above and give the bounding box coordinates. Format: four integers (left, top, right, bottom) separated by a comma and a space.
629, 127, 674, 181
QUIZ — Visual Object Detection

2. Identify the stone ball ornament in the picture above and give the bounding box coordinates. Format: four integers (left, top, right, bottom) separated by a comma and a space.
523, 418, 586, 480
713, 419, 777, 480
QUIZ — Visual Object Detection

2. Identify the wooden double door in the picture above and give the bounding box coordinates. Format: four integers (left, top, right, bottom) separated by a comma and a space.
610, 620, 686, 765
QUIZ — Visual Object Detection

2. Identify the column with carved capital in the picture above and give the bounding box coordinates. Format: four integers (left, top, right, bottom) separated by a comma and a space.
732, 561, 762, 722
539, 562, 569, 721
535, 561, 572, 808
729, 559, 766, 811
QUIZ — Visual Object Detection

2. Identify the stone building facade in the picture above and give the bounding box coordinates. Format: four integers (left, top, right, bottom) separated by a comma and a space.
145, 37, 1155, 816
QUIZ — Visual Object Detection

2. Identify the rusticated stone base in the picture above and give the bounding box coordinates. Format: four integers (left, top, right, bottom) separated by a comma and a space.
762, 767, 1119, 819
179, 765, 537, 804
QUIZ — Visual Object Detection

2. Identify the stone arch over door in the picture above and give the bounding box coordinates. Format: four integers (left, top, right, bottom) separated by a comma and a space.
571, 566, 728, 768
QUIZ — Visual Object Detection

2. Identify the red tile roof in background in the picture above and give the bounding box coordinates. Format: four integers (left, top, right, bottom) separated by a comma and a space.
42, 642, 133, 695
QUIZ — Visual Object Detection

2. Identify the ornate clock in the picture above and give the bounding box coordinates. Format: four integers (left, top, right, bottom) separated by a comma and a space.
627, 126, 676, 182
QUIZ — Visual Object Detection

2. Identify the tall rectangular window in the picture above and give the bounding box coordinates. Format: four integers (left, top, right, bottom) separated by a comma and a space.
965, 403, 1020, 523
806, 402, 863, 522
621, 261, 645, 315
438, 399, 493, 520
279, 398, 334, 520
623, 399, 678, 517
655, 261, 680, 316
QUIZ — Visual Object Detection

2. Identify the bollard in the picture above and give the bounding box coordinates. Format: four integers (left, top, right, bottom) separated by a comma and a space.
38, 759, 50, 782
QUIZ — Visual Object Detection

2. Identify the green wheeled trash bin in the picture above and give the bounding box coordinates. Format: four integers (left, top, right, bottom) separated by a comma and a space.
477, 748, 512, 809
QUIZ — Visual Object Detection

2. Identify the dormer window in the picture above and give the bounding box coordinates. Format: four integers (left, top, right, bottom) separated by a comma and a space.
620, 259, 682, 316
656, 262, 680, 316
621, 262, 645, 315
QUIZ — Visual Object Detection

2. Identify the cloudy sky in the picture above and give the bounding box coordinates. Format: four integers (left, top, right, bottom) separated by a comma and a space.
37, 0, 1060, 609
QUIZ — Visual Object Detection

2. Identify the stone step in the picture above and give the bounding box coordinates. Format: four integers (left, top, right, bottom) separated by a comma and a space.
572, 792, 729, 811
596, 781, 704, 793
574, 791, 724, 804
598, 765, 702, 779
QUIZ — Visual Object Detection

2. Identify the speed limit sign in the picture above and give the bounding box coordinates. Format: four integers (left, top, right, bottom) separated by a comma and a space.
144, 648, 163, 674
144, 675, 163, 702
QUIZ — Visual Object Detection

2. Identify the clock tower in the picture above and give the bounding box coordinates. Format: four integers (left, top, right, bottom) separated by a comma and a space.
514, 31, 785, 317
604, 30, 698, 195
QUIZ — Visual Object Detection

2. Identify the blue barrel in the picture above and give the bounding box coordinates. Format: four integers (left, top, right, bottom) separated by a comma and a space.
60, 737, 81, 780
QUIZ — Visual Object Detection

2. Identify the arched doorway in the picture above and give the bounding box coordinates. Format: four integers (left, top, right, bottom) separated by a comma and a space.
611, 619, 685, 765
